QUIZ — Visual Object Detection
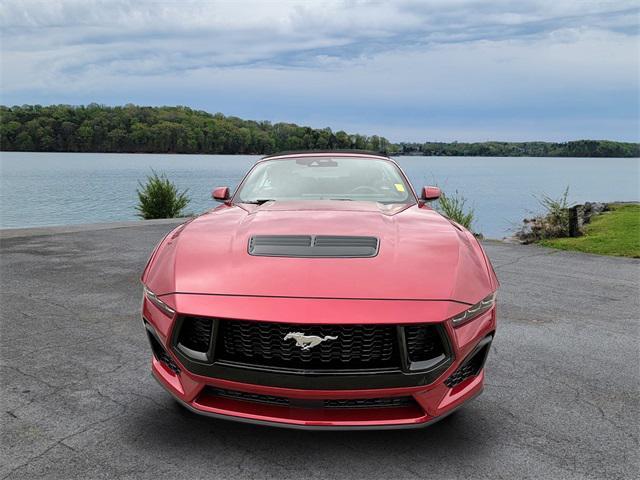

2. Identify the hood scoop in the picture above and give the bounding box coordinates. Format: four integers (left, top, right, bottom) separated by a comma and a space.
248, 235, 379, 258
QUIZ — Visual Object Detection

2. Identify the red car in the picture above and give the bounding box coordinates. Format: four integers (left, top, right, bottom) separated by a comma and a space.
141, 151, 498, 429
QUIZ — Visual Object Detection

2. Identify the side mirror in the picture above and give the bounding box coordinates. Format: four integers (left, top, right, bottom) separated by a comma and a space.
212, 186, 231, 203
420, 186, 441, 204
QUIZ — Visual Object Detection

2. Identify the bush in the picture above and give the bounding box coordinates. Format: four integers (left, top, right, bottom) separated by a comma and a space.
136, 170, 190, 219
534, 186, 571, 237
435, 190, 475, 231
514, 186, 572, 242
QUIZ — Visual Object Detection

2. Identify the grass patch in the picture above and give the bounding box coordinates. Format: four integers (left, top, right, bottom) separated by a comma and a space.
539, 204, 640, 258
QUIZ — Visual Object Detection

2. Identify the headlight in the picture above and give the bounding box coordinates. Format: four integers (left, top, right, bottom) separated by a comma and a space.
143, 285, 175, 317
451, 292, 496, 327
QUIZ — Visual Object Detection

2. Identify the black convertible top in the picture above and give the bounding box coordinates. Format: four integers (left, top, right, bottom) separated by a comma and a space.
261, 149, 391, 159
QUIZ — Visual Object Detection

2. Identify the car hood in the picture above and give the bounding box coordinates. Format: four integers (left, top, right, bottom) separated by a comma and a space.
144, 201, 494, 304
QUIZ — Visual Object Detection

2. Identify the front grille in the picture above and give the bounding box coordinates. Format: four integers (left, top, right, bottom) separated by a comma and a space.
216, 320, 398, 370
205, 387, 416, 409
404, 325, 446, 362
177, 316, 213, 353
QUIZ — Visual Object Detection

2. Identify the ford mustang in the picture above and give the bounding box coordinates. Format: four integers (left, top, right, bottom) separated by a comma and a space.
141, 151, 498, 429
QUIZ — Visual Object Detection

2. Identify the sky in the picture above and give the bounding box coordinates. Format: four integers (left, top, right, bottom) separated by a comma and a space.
1, 0, 639, 142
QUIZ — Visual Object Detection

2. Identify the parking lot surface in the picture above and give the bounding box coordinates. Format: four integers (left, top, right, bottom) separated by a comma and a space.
1, 221, 638, 479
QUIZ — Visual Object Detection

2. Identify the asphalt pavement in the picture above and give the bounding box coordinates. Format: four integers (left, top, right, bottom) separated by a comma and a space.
1, 221, 638, 479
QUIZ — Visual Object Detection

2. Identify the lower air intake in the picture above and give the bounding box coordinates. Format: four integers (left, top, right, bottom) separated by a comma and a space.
444, 338, 492, 388
146, 326, 180, 374
205, 387, 416, 409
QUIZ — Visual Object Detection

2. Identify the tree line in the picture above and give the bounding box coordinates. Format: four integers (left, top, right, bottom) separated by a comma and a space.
1, 104, 638, 157
396, 140, 640, 158
0, 104, 390, 154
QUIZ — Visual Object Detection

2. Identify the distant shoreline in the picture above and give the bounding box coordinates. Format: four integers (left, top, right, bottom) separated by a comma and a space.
1, 150, 638, 159
2, 105, 639, 158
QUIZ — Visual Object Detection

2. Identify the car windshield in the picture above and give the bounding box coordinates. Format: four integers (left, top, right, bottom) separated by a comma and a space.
235, 157, 414, 204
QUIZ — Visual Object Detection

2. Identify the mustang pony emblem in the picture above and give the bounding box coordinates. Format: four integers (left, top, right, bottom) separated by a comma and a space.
284, 332, 338, 350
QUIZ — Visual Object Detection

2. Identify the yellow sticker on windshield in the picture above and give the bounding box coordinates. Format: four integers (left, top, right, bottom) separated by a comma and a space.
394, 183, 405, 192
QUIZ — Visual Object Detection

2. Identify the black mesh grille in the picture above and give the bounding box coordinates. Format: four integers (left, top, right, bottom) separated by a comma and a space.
177, 316, 213, 353
216, 320, 398, 370
205, 387, 416, 409
444, 344, 489, 388
404, 325, 446, 362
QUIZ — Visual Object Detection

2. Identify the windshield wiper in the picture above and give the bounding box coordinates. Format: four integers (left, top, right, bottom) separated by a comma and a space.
243, 199, 275, 205
244, 198, 356, 203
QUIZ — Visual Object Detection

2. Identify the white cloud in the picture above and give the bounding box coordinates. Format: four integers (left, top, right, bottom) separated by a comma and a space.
1, 0, 638, 141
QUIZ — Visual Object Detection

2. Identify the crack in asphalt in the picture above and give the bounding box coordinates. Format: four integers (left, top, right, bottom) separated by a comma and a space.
492, 248, 559, 269
1, 408, 128, 480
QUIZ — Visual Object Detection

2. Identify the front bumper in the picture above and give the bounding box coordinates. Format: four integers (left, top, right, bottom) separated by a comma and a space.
144, 294, 496, 430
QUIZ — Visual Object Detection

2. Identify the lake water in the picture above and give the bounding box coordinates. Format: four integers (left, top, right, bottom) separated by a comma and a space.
1, 152, 638, 238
